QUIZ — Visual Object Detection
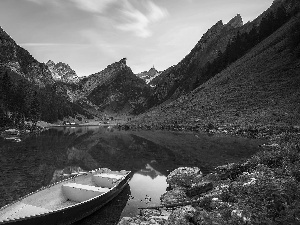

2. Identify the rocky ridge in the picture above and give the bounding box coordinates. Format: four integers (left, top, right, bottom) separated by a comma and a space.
46, 60, 79, 83
82, 58, 151, 114
80, 58, 128, 96
0, 27, 54, 87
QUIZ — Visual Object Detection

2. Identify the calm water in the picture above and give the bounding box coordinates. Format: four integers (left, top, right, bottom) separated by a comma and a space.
0, 126, 265, 224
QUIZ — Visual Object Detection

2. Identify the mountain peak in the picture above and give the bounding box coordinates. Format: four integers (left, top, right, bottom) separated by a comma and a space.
46, 60, 55, 66
149, 66, 158, 73
195, 20, 224, 50
120, 58, 127, 63
119, 58, 127, 67
136, 66, 161, 84
46, 60, 79, 83
226, 14, 243, 28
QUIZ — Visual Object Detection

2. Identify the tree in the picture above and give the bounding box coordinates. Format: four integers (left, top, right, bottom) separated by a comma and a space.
1, 71, 13, 116
259, 11, 275, 41
29, 91, 40, 130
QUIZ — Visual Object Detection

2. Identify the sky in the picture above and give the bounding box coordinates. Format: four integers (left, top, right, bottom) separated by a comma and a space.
0, 0, 274, 77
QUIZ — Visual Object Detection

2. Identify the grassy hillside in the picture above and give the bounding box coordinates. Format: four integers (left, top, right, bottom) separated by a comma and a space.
130, 14, 300, 131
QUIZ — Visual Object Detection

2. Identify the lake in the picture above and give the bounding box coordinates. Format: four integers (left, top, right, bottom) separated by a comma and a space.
0, 126, 265, 224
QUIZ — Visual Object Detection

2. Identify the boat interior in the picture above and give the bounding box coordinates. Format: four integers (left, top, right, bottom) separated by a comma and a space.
0, 169, 128, 222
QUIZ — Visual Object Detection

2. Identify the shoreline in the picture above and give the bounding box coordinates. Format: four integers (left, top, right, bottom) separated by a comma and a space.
118, 125, 300, 225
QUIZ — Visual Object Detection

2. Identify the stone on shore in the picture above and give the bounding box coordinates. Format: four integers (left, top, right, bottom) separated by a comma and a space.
160, 188, 188, 205
186, 181, 214, 198
166, 167, 203, 188
118, 209, 170, 225
165, 205, 196, 225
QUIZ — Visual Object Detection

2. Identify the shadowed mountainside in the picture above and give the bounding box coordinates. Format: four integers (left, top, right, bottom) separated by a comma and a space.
79, 59, 151, 115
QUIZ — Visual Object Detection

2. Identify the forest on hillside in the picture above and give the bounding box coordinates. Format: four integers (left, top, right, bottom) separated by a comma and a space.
0, 70, 89, 128
193, 5, 299, 90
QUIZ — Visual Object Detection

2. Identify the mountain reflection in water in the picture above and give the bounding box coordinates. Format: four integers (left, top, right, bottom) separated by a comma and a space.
0, 126, 265, 224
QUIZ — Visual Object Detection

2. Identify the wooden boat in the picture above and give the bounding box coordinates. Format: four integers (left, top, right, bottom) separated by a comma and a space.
0, 168, 132, 225
0, 129, 21, 142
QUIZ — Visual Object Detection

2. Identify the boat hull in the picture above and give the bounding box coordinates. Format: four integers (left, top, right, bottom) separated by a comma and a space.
0, 171, 132, 225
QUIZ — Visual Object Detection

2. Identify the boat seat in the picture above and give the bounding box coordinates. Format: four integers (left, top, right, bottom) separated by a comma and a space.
92, 173, 124, 188
62, 183, 109, 202
2, 203, 50, 221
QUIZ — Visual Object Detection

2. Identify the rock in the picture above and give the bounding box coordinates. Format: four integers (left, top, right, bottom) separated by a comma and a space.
46, 60, 79, 83
165, 206, 196, 225
118, 210, 170, 225
140, 209, 162, 217
191, 209, 223, 225
186, 181, 213, 197
226, 14, 243, 28
216, 161, 253, 180
166, 167, 203, 188
160, 188, 188, 205
118, 217, 135, 225
136, 66, 161, 84
231, 209, 251, 223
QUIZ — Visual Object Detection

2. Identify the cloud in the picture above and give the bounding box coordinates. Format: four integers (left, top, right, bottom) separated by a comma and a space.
20, 43, 87, 47
24, 0, 169, 38
70, 0, 118, 13
25, 0, 117, 13
25, 0, 62, 6
117, 0, 169, 38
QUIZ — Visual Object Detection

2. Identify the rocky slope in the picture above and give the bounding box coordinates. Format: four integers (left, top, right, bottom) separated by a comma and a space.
80, 58, 151, 114
0, 26, 53, 87
46, 60, 79, 83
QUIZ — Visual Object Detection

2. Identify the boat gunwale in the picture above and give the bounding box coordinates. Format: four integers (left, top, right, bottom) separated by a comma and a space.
0, 169, 131, 224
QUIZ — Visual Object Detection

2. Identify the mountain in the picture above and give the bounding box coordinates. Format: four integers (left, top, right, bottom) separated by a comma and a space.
146, 14, 244, 107
130, 0, 300, 129
0, 24, 151, 124
79, 58, 151, 114
0, 27, 93, 125
0, 26, 53, 87
46, 60, 79, 83
146, 0, 299, 109
136, 66, 161, 85
2, 0, 299, 127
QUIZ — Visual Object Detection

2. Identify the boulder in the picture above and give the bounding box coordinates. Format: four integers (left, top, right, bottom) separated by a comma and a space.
166, 167, 203, 188
165, 206, 196, 225
186, 181, 213, 198
118, 217, 134, 225
160, 188, 188, 205
191, 209, 223, 225
216, 162, 253, 180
